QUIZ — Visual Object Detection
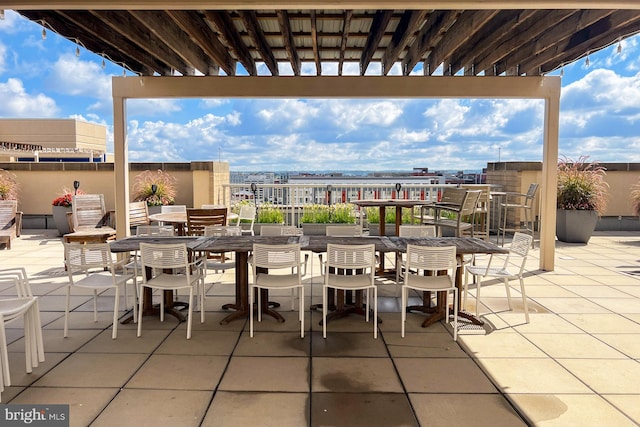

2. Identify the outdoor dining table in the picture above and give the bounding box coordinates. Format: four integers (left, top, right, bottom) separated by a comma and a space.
148, 211, 239, 236
110, 234, 506, 329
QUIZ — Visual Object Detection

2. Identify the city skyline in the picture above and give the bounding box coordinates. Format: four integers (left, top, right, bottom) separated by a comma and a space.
1, 10, 639, 171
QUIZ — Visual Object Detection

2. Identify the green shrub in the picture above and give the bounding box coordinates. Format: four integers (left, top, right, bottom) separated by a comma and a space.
557, 156, 608, 212
365, 206, 417, 224
300, 203, 356, 224
132, 170, 177, 206
256, 203, 284, 224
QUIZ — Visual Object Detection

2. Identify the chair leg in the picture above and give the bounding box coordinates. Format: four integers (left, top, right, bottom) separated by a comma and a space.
299, 286, 304, 338
160, 290, 165, 322
0, 319, 11, 387
519, 277, 530, 323
64, 286, 71, 338
93, 289, 98, 322
322, 286, 328, 339
249, 285, 255, 338
503, 278, 513, 310
112, 286, 119, 339
475, 277, 483, 318
137, 286, 144, 337
401, 285, 407, 338
32, 301, 45, 364
186, 288, 194, 339
372, 286, 377, 339
452, 288, 458, 342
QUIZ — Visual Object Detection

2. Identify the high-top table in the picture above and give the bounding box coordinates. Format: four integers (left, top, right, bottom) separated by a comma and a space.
350, 199, 430, 236
110, 235, 507, 327
148, 211, 239, 236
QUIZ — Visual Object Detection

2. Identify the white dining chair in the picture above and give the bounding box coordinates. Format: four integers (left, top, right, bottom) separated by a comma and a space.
402, 245, 458, 341
64, 242, 135, 339
322, 243, 377, 339
464, 232, 532, 323
0, 268, 45, 390
138, 242, 203, 339
249, 243, 304, 338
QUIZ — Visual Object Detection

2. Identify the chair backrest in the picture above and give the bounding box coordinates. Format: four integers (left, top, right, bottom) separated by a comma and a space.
325, 243, 376, 272
72, 194, 109, 230
405, 245, 457, 284
0, 267, 33, 298
161, 205, 187, 213
524, 183, 539, 207
252, 243, 301, 272
139, 242, 190, 272
507, 232, 533, 274
129, 201, 150, 228
259, 225, 302, 236
0, 200, 18, 233
136, 224, 175, 236
399, 225, 436, 237
438, 187, 467, 206
186, 208, 227, 236
460, 190, 482, 217
236, 205, 256, 224
64, 242, 115, 276
204, 225, 242, 236
325, 224, 362, 237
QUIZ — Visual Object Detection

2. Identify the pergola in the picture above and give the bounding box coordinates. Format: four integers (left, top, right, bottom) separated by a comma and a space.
7, 1, 640, 271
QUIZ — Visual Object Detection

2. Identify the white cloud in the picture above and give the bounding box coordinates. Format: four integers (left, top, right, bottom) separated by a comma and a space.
48, 53, 111, 98
257, 99, 320, 130
327, 100, 404, 131
0, 43, 5, 74
0, 77, 58, 117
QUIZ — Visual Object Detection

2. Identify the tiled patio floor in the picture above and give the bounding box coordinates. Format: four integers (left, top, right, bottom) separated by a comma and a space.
1, 229, 639, 426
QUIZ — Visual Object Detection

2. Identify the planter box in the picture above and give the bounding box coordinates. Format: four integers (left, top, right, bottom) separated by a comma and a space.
301, 223, 357, 236
556, 209, 598, 243
368, 223, 396, 236
52, 205, 72, 236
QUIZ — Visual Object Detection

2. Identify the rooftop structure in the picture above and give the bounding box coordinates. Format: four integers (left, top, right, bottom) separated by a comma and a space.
0, 119, 108, 162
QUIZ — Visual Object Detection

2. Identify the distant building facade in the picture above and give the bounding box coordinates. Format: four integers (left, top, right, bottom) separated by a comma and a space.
0, 119, 108, 162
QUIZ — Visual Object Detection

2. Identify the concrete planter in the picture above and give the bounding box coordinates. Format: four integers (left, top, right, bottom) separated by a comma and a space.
556, 209, 599, 243
367, 223, 396, 236
301, 223, 356, 235
52, 205, 72, 236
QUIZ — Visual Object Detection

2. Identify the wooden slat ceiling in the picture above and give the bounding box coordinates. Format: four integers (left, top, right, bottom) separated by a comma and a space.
16, 9, 640, 77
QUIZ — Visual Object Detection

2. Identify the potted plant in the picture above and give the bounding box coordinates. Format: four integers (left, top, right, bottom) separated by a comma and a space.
0, 169, 22, 237
0, 170, 19, 201
300, 203, 356, 235
556, 156, 608, 243
250, 203, 284, 235
132, 170, 177, 214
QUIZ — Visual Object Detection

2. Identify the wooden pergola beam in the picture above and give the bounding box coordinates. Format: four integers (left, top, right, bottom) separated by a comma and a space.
6, 1, 640, 10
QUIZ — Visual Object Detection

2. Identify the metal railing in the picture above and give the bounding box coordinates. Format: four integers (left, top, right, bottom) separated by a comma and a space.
223, 182, 496, 227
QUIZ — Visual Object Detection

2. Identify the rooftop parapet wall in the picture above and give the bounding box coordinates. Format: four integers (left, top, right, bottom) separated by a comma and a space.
0, 162, 229, 220
487, 161, 640, 219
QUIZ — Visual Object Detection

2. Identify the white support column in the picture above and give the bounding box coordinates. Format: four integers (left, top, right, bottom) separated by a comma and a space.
540, 89, 561, 271
112, 90, 129, 239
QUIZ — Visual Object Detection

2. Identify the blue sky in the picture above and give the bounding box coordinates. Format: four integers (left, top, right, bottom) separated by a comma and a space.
1, 10, 639, 172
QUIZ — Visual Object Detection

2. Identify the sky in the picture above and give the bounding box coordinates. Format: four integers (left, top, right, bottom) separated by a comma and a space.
1, 10, 639, 172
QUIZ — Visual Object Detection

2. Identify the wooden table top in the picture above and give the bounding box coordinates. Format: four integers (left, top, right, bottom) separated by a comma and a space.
350, 199, 431, 208
110, 235, 507, 256
148, 211, 239, 223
